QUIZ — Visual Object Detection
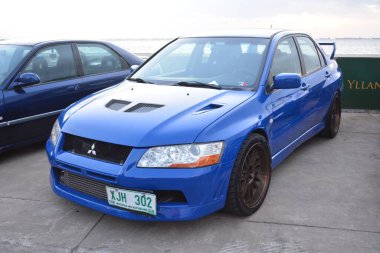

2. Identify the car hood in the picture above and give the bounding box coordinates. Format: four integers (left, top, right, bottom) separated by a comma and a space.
62, 81, 254, 147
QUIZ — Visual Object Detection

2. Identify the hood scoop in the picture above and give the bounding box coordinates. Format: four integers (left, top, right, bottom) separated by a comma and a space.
125, 103, 164, 113
105, 100, 131, 111
193, 103, 224, 115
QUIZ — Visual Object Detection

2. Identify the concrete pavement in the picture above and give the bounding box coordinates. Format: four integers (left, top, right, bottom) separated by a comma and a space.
0, 112, 379, 253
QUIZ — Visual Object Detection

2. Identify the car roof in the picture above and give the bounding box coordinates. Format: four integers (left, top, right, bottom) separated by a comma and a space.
0, 39, 109, 47
182, 29, 293, 39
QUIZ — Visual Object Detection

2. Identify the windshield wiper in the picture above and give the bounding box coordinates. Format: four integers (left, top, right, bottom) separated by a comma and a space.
173, 81, 222, 90
128, 77, 153, 84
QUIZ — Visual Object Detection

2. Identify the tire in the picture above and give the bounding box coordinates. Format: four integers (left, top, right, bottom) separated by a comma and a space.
319, 93, 341, 139
224, 133, 271, 216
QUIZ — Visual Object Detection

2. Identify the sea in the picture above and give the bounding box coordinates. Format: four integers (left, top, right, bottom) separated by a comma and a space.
108, 38, 380, 58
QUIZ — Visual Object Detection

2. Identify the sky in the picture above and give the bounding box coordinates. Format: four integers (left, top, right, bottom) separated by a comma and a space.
1, 0, 379, 40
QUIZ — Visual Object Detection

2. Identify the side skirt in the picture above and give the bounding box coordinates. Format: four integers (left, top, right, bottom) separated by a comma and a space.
0, 109, 62, 128
271, 123, 325, 168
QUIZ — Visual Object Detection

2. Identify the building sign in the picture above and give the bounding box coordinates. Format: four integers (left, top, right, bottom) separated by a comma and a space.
336, 56, 380, 110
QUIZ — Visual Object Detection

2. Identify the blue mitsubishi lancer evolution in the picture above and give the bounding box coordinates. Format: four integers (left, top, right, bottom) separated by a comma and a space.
46, 30, 342, 221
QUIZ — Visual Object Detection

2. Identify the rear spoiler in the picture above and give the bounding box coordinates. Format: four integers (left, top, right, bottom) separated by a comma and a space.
318, 42, 336, 60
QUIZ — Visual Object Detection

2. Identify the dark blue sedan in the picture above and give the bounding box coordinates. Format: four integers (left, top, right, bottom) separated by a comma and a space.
0, 40, 143, 152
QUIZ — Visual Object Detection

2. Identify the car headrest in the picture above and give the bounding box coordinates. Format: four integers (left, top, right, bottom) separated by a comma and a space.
101, 56, 117, 70
32, 56, 48, 72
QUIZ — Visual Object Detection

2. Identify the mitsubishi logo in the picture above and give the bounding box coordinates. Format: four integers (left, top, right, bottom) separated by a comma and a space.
87, 143, 97, 156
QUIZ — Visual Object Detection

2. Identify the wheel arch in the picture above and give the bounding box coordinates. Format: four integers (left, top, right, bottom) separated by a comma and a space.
249, 128, 269, 142
245, 126, 272, 156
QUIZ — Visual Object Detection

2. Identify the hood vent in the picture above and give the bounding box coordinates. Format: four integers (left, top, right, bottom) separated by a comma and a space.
106, 100, 131, 111
125, 103, 164, 113
193, 103, 224, 115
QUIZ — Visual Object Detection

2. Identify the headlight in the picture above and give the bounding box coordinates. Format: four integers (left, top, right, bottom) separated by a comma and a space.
50, 120, 61, 146
137, 142, 224, 168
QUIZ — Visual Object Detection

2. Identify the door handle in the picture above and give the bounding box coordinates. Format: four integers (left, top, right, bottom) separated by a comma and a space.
301, 83, 310, 91
66, 85, 80, 92
325, 71, 331, 78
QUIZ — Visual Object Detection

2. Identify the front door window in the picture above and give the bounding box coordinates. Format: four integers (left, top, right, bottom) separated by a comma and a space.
22, 44, 77, 84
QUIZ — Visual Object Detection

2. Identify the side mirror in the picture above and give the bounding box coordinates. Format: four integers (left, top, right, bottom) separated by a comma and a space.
13, 73, 41, 88
126, 65, 139, 77
272, 73, 301, 90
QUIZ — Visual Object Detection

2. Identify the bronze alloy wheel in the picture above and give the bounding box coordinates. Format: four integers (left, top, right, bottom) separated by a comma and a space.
331, 96, 341, 135
319, 93, 342, 139
224, 133, 271, 216
239, 143, 270, 209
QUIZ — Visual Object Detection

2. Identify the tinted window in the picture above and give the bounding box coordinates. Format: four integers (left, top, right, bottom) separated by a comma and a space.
23, 44, 77, 83
317, 48, 325, 66
158, 42, 196, 74
0, 45, 31, 85
296, 37, 321, 74
131, 37, 269, 89
77, 44, 125, 75
269, 38, 301, 84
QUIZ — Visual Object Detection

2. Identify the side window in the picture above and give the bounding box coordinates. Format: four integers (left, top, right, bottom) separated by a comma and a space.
269, 38, 302, 85
23, 44, 77, 84
317, 48, 326, 66
296, 37, 322, 74
77, 44, 126, 75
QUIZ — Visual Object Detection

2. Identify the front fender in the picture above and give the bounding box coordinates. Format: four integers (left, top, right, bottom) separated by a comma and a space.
195, 92, 272, 165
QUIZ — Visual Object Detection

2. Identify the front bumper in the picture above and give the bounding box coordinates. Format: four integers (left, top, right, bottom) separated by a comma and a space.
46, 139, 234, 221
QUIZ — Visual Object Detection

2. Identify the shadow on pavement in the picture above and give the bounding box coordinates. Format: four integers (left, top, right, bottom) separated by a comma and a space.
0, 142, 45, 165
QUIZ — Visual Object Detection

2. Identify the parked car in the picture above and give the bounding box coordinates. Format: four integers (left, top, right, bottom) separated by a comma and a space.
46, 30, 342, 221
0, 40, 143, 152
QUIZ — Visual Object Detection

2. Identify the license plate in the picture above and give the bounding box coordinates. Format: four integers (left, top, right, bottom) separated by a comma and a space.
106, 186, 157, 216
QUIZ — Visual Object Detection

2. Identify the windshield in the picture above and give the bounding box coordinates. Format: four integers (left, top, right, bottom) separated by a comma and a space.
0, 45, 32, 85
130, 37, 269, 89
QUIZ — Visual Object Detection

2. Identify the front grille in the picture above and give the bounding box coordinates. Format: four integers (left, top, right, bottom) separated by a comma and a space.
57, 169, 187, 203
60, 169, 108, 199
63, 134, 132, 165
